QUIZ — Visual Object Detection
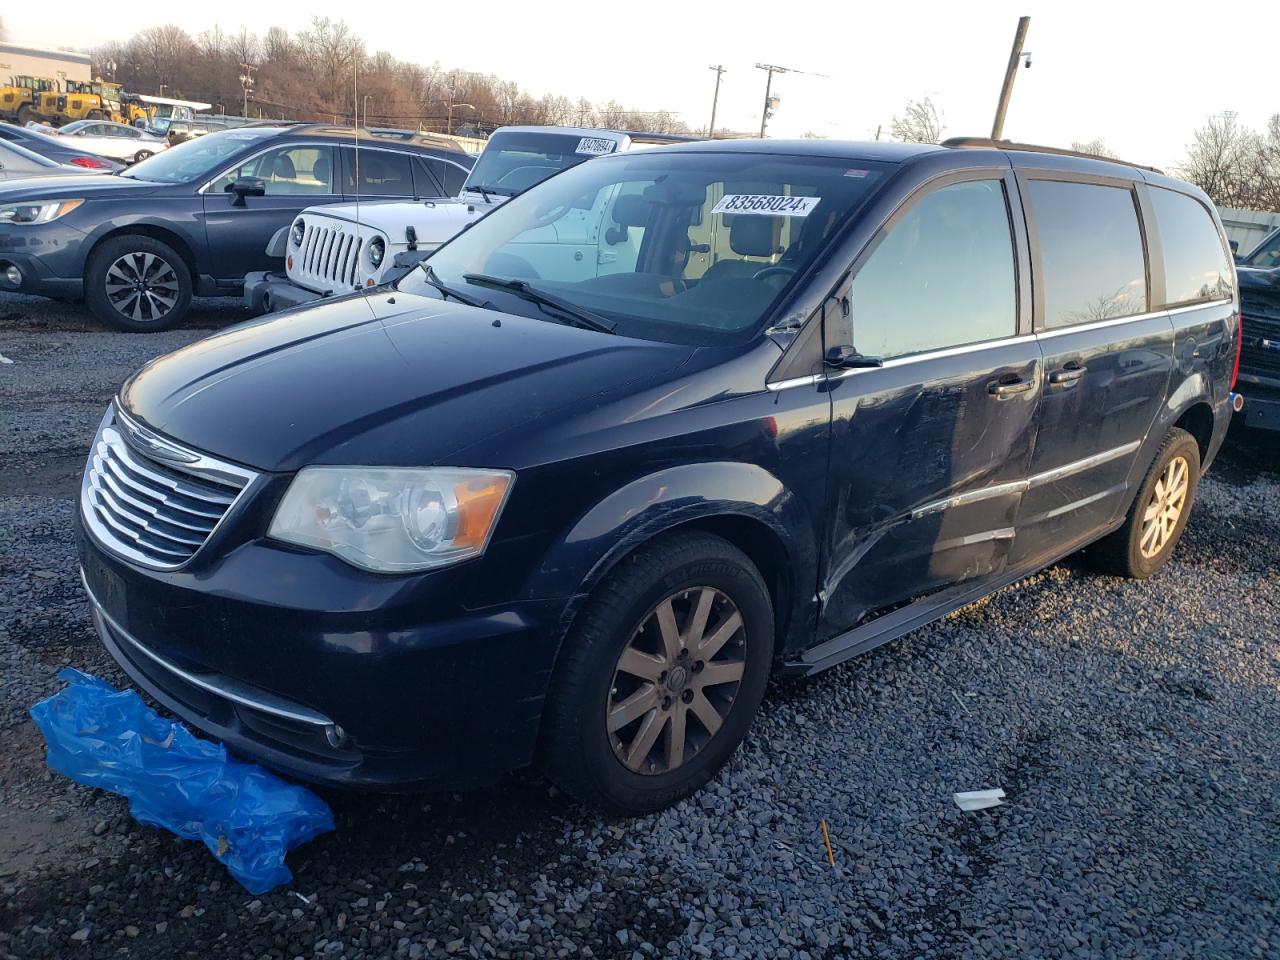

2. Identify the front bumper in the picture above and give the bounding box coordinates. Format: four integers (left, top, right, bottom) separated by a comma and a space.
77, 518, 567, 789
243, 271, 324, 314
0, 222, 87, 299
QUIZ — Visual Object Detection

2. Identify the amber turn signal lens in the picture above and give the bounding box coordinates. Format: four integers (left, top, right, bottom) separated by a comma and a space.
453, 477, 512, 549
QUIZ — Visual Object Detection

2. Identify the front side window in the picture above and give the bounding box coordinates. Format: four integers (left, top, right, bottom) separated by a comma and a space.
416, 157, 468, 197
342, 147, 414, 197
212, 145, 336, 196
1149, 188, 1233, 305
845, 179, 1017, 359
404, 152, 892, 345
1241, 230, 1280, 268
1028, 179, 1147, 328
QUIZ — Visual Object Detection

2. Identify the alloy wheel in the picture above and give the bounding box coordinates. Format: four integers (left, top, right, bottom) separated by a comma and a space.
606, 586, 747, 775
1140, 454, 1190, 559
104, 251, 180, 325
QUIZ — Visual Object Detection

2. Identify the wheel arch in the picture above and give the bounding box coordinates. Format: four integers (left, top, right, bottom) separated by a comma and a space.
88, 223, 200, 282
1172, 400, 1215, 466
531, 461, 820, 680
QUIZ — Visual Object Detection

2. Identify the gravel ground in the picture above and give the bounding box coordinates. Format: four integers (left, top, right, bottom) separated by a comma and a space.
1, 292, 1278, 960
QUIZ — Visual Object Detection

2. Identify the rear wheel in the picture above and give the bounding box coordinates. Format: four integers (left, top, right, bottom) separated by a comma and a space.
84, 235, 192, 332
16, 104, 30, 125
87, 110, 105, 120
1087, 427, 1201, 579
540, 531, 774, 814
133, 150, 153, 164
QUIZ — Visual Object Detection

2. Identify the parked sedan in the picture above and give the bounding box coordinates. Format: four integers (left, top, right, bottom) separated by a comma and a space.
0, 123, 122, 172
0, 124, 473, 330
52, 120, 170, 165
0, 138, 105, 181
77, 138, 1238, 814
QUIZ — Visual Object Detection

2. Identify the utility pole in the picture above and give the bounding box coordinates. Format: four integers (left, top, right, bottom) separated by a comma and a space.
756, 63, 788, 138
990, 16, 1030, 140
238, 62, 256, 118
707, 64, 725, 139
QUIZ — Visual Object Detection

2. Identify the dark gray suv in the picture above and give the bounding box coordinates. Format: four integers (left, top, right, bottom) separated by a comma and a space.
0, 123, 473, 330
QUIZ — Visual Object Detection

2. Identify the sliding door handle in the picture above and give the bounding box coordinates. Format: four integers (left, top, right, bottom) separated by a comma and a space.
1048, 363, 1087, 385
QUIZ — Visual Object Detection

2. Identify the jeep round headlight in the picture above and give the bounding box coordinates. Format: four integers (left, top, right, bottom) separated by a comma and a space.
291, 219, 305, 247
268, 466, 515, 573
368, 237, 385, 269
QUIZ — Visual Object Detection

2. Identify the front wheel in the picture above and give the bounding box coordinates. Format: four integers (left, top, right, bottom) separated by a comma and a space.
1087, 427, 1201, 579
84, 235, 193, 332
133, 150, 153, 163
540, 531, 774, 815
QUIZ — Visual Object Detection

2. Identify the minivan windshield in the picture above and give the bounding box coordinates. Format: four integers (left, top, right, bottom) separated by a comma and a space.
120, 129, 275, 184
404, 151, 891, 345
463, 130, 620, 197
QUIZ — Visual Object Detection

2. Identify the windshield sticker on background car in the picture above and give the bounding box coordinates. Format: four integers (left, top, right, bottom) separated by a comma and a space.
575, 137, 617, 156
711, 194, 822, 217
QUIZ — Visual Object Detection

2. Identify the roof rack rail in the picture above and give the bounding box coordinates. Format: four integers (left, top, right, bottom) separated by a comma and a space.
940, 137, 1164, 175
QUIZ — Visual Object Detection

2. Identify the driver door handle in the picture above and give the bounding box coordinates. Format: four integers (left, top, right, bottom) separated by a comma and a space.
988, 376, 1035, 398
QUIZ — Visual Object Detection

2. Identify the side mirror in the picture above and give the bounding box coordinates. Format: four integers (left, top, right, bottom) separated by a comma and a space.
228, 176, 267, 206
824, 344, 883, 369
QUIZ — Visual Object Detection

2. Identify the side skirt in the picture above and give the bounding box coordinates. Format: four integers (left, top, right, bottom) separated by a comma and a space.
781, 521, 1124, 677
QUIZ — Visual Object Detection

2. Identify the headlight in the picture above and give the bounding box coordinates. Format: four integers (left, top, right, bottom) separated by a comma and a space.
268, 467, 515, 573
368, 237, 385, 269
291, 219, 305, 247
0, 199, 84, 224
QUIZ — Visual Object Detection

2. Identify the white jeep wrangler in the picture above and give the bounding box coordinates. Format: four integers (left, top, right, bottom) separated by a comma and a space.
244, 126, 690, 313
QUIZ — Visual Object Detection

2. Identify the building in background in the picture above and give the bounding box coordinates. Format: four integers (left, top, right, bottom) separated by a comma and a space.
0, 40, 91, 87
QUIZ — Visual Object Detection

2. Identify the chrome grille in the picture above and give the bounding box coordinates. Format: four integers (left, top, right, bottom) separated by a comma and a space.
81, 407, 256, 570
1240, 310, 1280, 379
290, 218, 370, 293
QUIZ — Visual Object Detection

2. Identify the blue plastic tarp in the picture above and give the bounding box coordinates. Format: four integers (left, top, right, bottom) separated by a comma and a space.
30, 668, 335, 894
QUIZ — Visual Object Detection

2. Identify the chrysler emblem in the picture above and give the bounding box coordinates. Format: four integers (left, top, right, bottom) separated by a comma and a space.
118, 412, 200, 464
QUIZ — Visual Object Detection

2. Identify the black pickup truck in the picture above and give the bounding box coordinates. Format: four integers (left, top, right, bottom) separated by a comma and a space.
1235, 229, 1280, 430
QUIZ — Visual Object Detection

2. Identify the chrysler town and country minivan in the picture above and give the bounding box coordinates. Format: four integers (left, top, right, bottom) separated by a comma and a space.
77, 138, 1240, 814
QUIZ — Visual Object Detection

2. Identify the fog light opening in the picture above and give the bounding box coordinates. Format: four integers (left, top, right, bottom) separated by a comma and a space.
325, 723, 347, 749
2, 264, 21, 288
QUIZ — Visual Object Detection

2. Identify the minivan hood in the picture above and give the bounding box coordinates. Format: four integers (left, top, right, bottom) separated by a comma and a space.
0, 173, 157, 200
119, 292, 695, 472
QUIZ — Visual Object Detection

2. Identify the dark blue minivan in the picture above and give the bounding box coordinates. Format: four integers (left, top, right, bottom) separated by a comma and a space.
77, 137, 1240, 813
0, 124, 472, 330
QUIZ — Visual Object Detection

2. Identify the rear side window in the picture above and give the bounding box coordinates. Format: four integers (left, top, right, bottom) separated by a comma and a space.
848, 179, 1017, 359
1149, 188, 1233, 305
343, 148, 415, 197
1028, 180, 1147, 329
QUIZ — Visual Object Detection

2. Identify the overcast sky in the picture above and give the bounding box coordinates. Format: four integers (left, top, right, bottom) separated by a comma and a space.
8, 2, 1277, 168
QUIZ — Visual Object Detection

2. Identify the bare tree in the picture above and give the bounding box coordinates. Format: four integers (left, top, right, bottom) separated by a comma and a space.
1177, 113, 1258, 207
891, 97, 943, 144
1070, 138, 1118, 159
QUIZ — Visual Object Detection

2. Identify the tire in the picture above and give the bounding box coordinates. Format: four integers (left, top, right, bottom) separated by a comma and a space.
84, 235, 193, 332
1087, 427, 1201, 579
87, 110, 104, 120
16, 104, 31, 125
540, 530, 774, 815
133, 150, 153, 163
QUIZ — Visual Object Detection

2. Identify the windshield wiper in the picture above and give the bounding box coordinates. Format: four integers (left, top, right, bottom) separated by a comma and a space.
462, 273, 617, 334
416, 263, 493, 309
464, 184, 510, 202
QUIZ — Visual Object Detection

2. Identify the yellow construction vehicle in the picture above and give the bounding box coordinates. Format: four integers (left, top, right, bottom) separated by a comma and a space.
35, 80, 132, 126
0, 75, 58, 125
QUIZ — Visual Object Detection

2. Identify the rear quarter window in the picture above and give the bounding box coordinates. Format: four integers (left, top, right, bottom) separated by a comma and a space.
1027, 179, 1148, 329
1149, 187, 1233, 306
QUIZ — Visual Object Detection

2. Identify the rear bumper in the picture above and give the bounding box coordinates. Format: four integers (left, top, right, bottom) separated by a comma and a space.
77, 517, 568, 790
243, 271, 323, 314
1234, 380, 1280, 432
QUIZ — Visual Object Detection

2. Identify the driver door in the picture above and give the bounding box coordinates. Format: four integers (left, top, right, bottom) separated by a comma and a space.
202, 144, 337, 282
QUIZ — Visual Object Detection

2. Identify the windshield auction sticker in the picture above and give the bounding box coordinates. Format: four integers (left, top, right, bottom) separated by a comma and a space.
576, 137, 617, 156
712, 194, 821, 217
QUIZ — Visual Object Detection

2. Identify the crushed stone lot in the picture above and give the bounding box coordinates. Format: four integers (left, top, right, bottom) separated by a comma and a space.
1, 293, 1278, 960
